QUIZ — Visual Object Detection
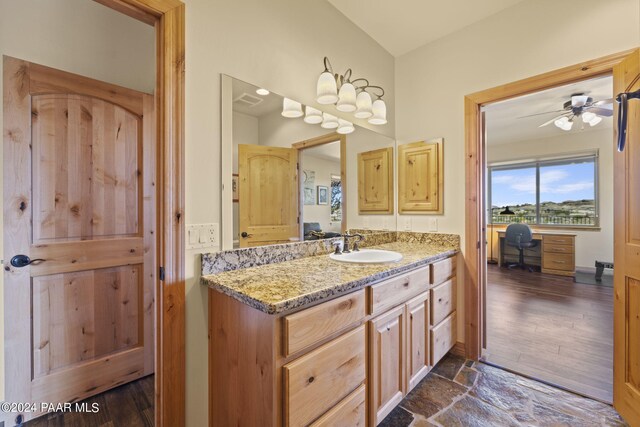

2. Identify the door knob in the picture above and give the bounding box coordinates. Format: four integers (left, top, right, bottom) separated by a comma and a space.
10, 255, 45, 268
241, 232, 253, 238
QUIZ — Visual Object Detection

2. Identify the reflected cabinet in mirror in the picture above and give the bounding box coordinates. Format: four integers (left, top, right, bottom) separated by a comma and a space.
221, 75, 397, 249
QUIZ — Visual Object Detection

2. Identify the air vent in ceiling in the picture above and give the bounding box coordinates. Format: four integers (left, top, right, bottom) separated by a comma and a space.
233, 93, 264, 108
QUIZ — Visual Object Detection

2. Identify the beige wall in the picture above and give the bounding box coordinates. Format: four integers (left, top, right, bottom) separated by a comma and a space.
0, 0, 155, 403
395, 0, 640, 342
184, 1, 395, 425
487, 129, 614, 269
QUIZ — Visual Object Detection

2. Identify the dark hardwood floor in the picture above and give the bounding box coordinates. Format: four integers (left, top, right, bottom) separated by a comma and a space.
24, 375, 154, 427
484, 264, 613, 403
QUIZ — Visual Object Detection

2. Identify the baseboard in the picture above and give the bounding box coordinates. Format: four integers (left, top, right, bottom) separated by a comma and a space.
450, 341, 466, 358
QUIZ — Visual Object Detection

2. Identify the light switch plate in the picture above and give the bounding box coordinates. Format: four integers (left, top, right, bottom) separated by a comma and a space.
186, 223, 219, 249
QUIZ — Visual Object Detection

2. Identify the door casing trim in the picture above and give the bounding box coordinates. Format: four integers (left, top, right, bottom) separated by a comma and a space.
464, 49, 635, 362
92, 1, 185, 425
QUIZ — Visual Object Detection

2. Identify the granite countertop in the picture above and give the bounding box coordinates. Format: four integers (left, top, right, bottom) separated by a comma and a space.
201, 242, 458, 315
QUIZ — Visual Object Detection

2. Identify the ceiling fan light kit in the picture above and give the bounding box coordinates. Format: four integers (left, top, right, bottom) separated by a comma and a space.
532, 92, 613, 131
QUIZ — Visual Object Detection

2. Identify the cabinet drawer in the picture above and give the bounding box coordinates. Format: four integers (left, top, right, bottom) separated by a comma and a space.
543, 235, 574, 246
283, 290, 365, 356
542, 253, 574, 271
369, 266, 429, 315
431, 278, 456, 326
544, 243, 574, 254
431, 256, 456, 286
431, 312, 456, 366
284, 325, 366, 427
310, 384, 366, 427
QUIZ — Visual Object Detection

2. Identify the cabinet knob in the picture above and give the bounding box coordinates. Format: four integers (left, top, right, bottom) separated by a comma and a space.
308, 376, 315, 384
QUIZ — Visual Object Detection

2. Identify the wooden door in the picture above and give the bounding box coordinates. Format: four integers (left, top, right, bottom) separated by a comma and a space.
406, 292, 430, 391
398, 139, 444, 214
3, 57, 155, 422
613, 49, 640, 425
238, 144, 298, 247
369, 305, 405, 425
357, 147, 394, 214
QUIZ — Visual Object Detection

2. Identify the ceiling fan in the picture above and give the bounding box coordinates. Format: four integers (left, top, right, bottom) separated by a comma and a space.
521, 93, 614, 131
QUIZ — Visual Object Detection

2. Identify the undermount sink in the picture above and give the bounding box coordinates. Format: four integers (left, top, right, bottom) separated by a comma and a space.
329, 249, 403, 264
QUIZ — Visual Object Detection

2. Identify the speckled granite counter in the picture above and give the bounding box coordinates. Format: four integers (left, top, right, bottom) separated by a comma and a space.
201, 241, 458, 315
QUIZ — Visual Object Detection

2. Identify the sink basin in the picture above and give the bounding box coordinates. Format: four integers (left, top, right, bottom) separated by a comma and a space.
329, 249, 403, 264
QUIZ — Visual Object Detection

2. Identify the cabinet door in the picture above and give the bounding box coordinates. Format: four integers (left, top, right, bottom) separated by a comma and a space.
398, 139, 443, 214
406, 292, 430, 391
357, 147, 394, 214
369, 305, 405, 425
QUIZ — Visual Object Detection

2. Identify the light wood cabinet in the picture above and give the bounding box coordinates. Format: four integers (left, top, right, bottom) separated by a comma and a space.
284, 290, 366, 356
398, 139, 444, 214
284, 325, 366, 427
369, 305, 406, 425
406, 291, 431, 391
542, 234, 575, 276
368, 266, 430, 315
357, 147, 394, 214
310, 385, 366, 427
209, 254, 458, 427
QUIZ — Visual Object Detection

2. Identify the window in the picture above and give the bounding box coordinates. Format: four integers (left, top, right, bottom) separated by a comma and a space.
489, 155, 598, 227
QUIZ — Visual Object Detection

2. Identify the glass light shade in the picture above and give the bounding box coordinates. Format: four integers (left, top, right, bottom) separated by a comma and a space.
562, 120, 573, 131
354, 91, 373, 119
582, 111, 596, 123
588, 116, 602, 127
337, 119, 355, 134
554, 116, 569, 129
303, 106, 323, 124
281, 97, 303, 118
320, 113, 339, 129
316, 71, 338, 104
256, 88, 270, 96
368, 99, 387, 125
336, 82, 357, 112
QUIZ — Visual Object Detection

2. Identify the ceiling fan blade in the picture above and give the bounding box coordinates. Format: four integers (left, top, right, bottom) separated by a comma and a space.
584, 106, 613, 117
572, 95, 590, 107
539, 113, 570, 127
517, 109, 567, 119
592, 98, 614, 106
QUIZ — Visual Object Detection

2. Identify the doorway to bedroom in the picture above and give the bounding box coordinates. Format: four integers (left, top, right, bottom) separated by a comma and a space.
481, 75, 615, 402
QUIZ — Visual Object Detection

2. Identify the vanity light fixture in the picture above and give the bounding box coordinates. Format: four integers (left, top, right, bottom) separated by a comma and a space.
304, 106, 323, 124
337, 119, 355, 134
315, 56, 387, 125
282, 97, 303, 118
256, 88, 270, 96
320, 113, 339, 129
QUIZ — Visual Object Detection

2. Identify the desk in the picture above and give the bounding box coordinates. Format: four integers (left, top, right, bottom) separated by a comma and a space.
498, 230, 576, 277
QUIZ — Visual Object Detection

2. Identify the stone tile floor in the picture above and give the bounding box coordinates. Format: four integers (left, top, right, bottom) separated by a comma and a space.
380, 353, 627, 427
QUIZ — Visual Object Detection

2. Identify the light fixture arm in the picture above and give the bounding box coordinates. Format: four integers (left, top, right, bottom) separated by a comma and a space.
322, 56, 385, 99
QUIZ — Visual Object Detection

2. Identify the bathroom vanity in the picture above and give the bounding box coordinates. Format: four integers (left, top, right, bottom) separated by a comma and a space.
203, 238, 458, 427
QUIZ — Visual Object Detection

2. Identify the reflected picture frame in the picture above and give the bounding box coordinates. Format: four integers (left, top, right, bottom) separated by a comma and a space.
317, 185, 328, 205
232, 174, 239, 202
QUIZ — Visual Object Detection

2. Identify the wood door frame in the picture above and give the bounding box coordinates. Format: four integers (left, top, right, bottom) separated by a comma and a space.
464, 49, 635, 361
92, 1, 185, 425
292, 132, 348, 234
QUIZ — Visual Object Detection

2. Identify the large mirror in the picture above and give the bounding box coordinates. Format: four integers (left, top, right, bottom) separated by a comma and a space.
221, 75, 397, 249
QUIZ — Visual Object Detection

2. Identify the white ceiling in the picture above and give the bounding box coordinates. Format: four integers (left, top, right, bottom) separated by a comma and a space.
484, 76, 614, 146
327, 0, 526, 57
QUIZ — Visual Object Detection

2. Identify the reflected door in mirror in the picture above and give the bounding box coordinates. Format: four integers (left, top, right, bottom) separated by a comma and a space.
238, 144, 299, 247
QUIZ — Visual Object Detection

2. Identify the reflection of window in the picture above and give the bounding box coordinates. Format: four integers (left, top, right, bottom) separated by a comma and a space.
489, 155, 598, 227
330, 175, 342, 222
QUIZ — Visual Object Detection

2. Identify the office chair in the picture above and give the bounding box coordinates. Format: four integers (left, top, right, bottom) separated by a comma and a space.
505, 223, 538, 272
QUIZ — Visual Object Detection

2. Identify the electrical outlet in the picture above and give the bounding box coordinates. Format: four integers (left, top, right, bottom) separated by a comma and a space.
186, 223, 219, 249
403, 217, 412, 231
362, 217, 370, 229
428, 218, 438, 232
